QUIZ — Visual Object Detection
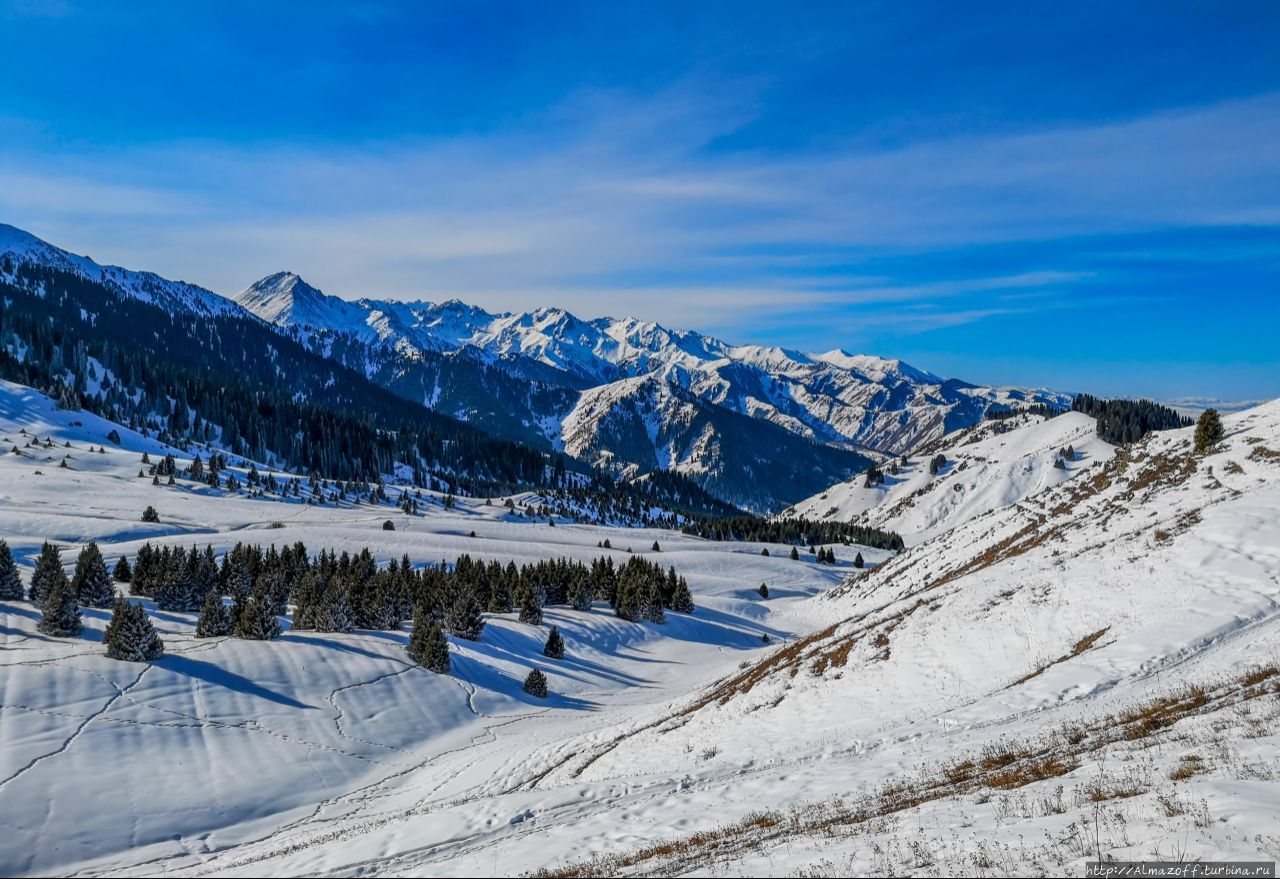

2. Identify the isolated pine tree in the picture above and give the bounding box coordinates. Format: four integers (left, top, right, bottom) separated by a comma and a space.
29, 542, 65, 608
543, 625, 565, 659
523, 668, 549, 698
407, 608, 450, 673
72, 541, 115, 608
38, 570, 81, 637
1195, 408, 1224, 453
113, 554, 132, 583
789, 546, 800, 561
651, 541, 661, 552
141, 505, 159, 523
194, 589, 233, 637
854, 552, 865, 569
0, 540, 23, 601
104, 597, 163, 661
758, 583, 769, 599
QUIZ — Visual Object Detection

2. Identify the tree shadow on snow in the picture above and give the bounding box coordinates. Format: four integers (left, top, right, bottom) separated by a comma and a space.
449, 652, 599, 712
155, 654, 315, 710
280, 632, 401, 663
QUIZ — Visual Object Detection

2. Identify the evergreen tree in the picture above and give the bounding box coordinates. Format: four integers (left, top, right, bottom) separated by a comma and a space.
446, 588, 486, 641
789, 546, 800, 561
104, 597, 164, 661
518, 585, 544, 626
651, 541, 661, 552
758, 583, 769, 598
854, 551, 865, 569
670, 577, 695, 613
72, 541, 115, 608
113, 554, 132, 583
29, 542, 65, 608
0, 540, 23, 601
235, 593, 281, 640
543, 625, 565, 659
141, 505, 159, 523
522, 668, 549, 698
1195, 408, 1224, 453
407, 609, 450, 673
567, 576, 593, 612
38, 569, 81, 637
194, 589, 233, 637
313, 575, 355, 633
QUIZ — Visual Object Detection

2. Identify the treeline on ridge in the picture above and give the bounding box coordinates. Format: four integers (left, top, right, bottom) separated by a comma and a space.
1072, 393, 1192, 445
680, 515, 904, 552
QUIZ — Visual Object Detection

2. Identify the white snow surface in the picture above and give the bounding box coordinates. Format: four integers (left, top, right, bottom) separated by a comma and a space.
786, 410, 1115, 543
2, 381, 1279, 877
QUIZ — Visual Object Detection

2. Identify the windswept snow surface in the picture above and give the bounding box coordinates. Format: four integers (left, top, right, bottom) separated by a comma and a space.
2, 381, 1279, 877
787, 410, 1114, 543
0, 380, 864, 876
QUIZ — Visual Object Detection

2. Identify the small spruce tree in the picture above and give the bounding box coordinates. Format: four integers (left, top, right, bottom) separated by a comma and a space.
543, 625, 565, 659
854, 551, 865, 569
104, 597, 164, 661
523, 668, 549, 698
72, 541, 115, 608
29, 542, 65, 608
1194, 408, 1224, 453
407, 608, 451, 673
758, 583, 769, 598
0, 540, 23, 601
113, 554, 132, 583
235, 593, 282, 640
194, 589, 233, 637
789, 546, 800, 561
141, 505, 159, 523
38, 569, 81, 637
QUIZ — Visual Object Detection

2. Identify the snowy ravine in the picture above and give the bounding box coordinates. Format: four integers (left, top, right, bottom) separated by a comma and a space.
1, 380, 1279, 877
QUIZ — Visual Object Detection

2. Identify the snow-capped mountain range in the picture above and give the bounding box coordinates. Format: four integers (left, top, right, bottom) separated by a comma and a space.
1, 222, 1068, 509
234, 270, 1070, 458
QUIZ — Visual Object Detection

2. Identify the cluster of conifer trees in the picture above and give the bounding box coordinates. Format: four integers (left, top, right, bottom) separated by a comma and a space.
1071, 393, 1192, 445
679, 515, 904, 552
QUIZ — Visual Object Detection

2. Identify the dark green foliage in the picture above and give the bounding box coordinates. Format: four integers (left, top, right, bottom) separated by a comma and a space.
38, 569, 81, 637
682, 516, 903, 553
407, 609, 450, 673
543, 625, 565, 659
651, 541, 660, 552
523, 668, 548, 698
446, 589, 486, 641
789, 546, 800, 561
669, 577, 694, 614
195, 589, 233, 637
382, 519, 395, 531
518, 585, 544, 626
757, 583, 769, 598
854, 552, 864, 569
141, 505, 159, 523
1073, 393, 1192, 445
113, 554, 132, 583
929, 454, 947, 476
104, 597, 163, 661
0, 263, 550, 494
0, 540, 23, 601
72, 540, 115, 608
234, 592, 281, 640
29, 541, 65, 608
1195, 408, 1224, 453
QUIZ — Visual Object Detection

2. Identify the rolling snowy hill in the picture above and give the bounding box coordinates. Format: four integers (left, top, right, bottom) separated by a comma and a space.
786, 409, 1115, 543
1, 375, 1277, 876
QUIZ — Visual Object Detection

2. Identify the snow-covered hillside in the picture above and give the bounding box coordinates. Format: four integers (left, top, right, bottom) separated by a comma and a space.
0, 379, 871, 877
787, 410, 1114, 543
2, 382, 1278, 877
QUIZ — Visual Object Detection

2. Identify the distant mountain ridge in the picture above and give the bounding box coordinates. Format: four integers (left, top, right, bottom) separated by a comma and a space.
0, 223, 1067, 510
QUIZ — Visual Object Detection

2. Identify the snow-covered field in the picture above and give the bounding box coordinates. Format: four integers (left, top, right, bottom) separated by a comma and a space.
2, 380, 1278, 877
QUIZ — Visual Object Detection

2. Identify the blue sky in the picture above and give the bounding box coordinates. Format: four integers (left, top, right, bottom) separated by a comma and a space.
1, 1, 1277, 399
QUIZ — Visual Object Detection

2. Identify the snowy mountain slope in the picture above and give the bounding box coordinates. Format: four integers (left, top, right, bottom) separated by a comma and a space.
0, 378, 872, 877
786, 409, 1115, 543
0, 223, 242, 319
490, 401, 1280, 877
558, 375, 871, 511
